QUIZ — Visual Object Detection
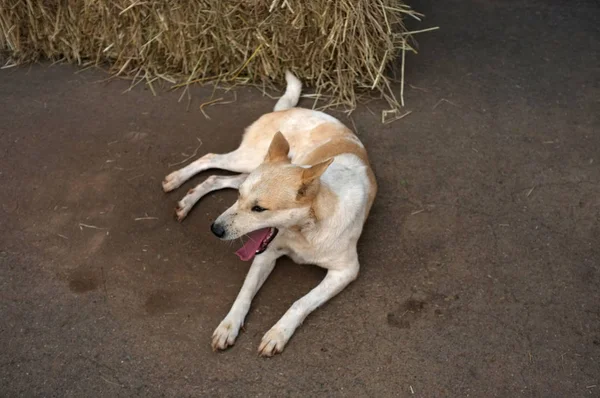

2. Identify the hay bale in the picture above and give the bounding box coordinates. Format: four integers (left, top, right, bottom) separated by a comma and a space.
0, 0, 423, 111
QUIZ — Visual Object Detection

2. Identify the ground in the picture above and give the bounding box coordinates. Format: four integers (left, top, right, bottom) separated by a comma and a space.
1, 0, 599, 396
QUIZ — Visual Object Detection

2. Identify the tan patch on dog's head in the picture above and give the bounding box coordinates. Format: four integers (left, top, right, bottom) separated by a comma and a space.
238, 164, 302, 211
214, 133, 335, 238
239, 132, 333, 211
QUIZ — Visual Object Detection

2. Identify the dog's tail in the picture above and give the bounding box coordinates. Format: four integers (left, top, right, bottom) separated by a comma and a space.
274, 70, 302, 111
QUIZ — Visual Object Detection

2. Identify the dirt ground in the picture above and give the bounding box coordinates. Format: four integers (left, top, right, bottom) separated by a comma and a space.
1, 0, 599, 396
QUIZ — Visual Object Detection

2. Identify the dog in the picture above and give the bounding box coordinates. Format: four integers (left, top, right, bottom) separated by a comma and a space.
162, 71, 377, 356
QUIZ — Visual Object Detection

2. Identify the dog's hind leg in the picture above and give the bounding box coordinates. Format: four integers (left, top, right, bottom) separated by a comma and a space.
175, 174, 248, 221
162, 148, 262, 192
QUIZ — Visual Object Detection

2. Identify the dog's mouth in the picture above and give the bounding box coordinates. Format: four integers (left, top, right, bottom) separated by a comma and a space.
235, 227, 279, 261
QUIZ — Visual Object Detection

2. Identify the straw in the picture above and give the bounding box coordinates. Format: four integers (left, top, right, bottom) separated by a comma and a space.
0, 0, 431, 112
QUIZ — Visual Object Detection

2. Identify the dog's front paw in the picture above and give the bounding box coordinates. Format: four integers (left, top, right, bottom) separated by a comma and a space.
162, 172, 182, 192
211, 318, 242, 351
175, 201, 190, 222
258, 327, 288, 357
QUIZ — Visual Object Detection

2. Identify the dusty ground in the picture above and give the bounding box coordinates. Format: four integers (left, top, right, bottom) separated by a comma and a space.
1, 0, 599, 396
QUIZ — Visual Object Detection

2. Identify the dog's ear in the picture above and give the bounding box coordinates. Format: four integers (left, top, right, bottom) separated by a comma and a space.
297, 158, 334, 199
301, 158, 334, 184
264, 132, 290, 163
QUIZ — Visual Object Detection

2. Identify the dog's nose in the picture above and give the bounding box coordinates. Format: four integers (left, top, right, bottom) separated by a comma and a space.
211, 222, 226, 238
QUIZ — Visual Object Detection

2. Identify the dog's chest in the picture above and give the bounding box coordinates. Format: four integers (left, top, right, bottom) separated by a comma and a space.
275, 232, 313, 263
275, 230, 336, 268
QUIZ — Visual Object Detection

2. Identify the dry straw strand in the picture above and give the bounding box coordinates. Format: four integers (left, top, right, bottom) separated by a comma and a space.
0, 0, 432, 113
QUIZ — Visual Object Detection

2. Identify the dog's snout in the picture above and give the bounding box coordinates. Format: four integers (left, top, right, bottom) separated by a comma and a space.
211, 222, 226, 238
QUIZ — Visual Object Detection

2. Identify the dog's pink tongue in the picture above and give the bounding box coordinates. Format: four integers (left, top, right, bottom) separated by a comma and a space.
235, 228, 271, 261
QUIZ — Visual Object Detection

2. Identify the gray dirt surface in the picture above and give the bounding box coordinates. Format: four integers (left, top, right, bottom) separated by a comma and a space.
1, 0, 599, 396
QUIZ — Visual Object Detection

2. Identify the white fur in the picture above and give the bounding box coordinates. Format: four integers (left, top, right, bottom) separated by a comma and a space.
163, 72, 375, 357
273, 70, 302, 111
175, 174, 247, 221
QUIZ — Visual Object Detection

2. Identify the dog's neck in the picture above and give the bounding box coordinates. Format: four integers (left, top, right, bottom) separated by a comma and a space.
311, 182, 337, 223
289, 181, 337, 238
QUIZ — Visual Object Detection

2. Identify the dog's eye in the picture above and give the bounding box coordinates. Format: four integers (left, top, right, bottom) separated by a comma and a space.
251, 205, 267, 213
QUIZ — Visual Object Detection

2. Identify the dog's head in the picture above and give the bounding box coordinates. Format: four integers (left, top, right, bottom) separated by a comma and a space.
211, 132, 332, 259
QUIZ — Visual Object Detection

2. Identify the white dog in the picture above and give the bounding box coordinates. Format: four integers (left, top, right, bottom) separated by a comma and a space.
163, 71, 377, 356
